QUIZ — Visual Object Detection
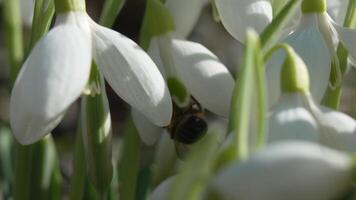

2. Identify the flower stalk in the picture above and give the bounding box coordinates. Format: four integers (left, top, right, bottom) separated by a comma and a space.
260, 0, 302, 50
3, 0, 24, 87
118, 118, 141, 200
81, 63, 113, 199
30, 0, 55, 49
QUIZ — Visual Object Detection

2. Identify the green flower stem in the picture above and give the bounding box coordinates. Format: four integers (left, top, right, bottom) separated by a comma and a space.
3, 0, 24, 87
0, 126, 14, 199
260, 0, 301, 51
81, 64, 113, 199
227, 30, 260, 161
254, 41, 267, 149
69, 125, 86, 200
13, 143, 33, 200
29, 0, 55, 50
322, 0, 356, 109
118, 117, 141, 200
30, 136, 60, 200
54, 0, 85, 13
99, 0, 126, 27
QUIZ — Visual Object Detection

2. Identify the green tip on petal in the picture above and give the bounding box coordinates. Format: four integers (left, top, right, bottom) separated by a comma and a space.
301, 0, 327, 14
167, 77, 189, 106
280, 45, 310, 94
55, 0, 86, 13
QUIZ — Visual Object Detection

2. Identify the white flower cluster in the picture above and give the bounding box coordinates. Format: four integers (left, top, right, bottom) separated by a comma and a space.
9, 0, 356, 199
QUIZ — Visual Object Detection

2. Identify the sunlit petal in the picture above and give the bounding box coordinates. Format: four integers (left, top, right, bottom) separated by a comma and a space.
171, 39, 234, 117
91, 22, 173, 126
268, 94, 319, 143
10, 24, 91, 145
315, 106, 356, 152
215, 0, 272, 43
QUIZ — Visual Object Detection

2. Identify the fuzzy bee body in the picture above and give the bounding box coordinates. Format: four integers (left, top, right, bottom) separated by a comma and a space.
166, 97, 208, 158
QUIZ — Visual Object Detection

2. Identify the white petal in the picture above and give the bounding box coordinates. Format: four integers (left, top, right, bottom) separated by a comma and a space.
332, 22, 356, 65
266, 14, 331, 106
165, 0, 207, 39
149, 176, 176, 200
314, 106, 356, 152
91, 23, 173, 126
215, 0, 272, 43
10, 24, 92, 145
213, 141, 353, 200
268, 94, 320, 143
171, 39, 234, 117
147, 37, 167, 78
132, 109, 162, 145
327, 0, 348, 24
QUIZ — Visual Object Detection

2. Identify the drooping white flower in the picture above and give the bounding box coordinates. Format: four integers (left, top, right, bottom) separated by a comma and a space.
215, 0, 356, 107
268, 45, 356, 153
133, 0, 234, 145
213, 141, 354, 200
10, 6, 172, 144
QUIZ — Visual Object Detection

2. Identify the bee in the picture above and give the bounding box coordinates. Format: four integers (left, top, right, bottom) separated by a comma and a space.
166, 97, 208, 159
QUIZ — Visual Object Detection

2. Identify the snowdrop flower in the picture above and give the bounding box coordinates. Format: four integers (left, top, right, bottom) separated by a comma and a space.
10, 0, 172, 145
268, 45, 356, 152
133, 0, 234, 145
213, 141, 355, 200
268, 0, 356, 106
215, 0, 356, 106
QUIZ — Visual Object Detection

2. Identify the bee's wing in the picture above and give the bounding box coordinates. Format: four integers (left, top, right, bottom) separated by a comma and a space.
174, 141, 191, 160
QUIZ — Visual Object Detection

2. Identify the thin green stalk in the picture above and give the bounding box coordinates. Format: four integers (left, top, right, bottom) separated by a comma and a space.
99, 0, 126, 27
30, 136, 59, 200
0, 126, 14, 199
227, 30, 260, 161
13, 143, 33, 200
254, 41, 267, 149
29, 0, 54, 51
260, 0, 301, 51
118, 117, 141, 200
3, 0, 24, 87
69, 126, 86, 200
81, 64, 113, 199
322, 0, 356, 109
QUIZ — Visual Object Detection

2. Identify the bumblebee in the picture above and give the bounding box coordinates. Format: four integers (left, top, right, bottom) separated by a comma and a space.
166, 97, 208, 158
